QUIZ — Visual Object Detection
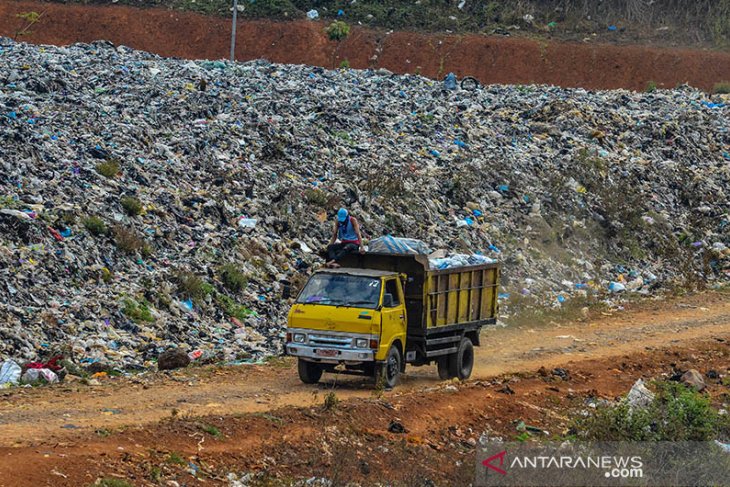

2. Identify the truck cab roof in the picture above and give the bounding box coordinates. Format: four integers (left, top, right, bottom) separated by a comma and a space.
316, 267, 398, 278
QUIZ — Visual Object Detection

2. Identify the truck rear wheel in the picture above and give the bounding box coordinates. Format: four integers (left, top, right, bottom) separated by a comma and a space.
437, 357, 452, 380
376, 344, 401, 389
452, 338, 474, 380
298, 359, 323, 384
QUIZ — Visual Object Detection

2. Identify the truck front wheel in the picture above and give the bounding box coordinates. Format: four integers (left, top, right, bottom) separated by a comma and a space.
376, 345, 402, 389
298, 359, 323, 384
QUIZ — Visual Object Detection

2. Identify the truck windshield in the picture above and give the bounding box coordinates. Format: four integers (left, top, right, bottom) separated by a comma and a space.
297, 273, 381, 309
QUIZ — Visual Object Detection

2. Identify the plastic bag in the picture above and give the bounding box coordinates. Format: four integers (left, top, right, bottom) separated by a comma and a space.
0, 360, 21, 386
367, 236, 431, 255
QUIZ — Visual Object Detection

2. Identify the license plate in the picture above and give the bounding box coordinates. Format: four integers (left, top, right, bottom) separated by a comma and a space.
316, 349, 338, 357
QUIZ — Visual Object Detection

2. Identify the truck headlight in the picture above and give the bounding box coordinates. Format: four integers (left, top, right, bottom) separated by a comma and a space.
355, 338, 368, 348
293, 333, 306, 343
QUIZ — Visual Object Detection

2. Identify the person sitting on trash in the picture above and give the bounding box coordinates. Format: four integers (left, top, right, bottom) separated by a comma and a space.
326, 208, 365, 267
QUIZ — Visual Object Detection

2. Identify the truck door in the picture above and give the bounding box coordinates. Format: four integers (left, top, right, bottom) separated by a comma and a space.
380, 278, 407, 357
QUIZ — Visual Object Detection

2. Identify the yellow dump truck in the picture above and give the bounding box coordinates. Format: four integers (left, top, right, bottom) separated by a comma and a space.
285, 253, 500, 388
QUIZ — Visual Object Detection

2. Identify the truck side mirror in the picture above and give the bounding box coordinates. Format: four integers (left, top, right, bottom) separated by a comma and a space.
383, 293, 394, 308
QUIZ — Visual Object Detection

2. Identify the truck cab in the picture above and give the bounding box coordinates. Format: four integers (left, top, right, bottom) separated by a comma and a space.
286, 268, 407, 388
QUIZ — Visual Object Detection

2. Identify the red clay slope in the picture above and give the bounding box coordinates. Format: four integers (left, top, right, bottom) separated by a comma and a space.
1, 0, 729, 91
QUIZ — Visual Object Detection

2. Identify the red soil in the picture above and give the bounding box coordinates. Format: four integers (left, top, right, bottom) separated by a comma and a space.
1, 1, 729, 91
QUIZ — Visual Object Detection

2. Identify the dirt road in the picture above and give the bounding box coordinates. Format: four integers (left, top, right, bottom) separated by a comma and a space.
1, 291, 729, 485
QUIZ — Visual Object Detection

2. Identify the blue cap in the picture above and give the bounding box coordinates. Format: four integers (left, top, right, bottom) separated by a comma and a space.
337, 208, 348, 222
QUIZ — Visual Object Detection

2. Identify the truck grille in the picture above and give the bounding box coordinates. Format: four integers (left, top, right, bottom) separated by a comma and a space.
308, 334, 352, 348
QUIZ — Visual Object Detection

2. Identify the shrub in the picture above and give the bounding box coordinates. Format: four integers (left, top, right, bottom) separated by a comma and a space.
94, 479, 133, 487
645, 80, 657, 93
200, 423, 222, 438
176, 271, 211, 303
713, 81, 730, 94
95, 159, 120, 178
339, 59, 351, 69
304, 188, 329, 207
122, 298, 155, 323
220, 263, 247, 293
323, 391, 339, 411
83, 216, 107, 236
216, 293, 255, 321
326, 20, 350, 41
120, 195, 143, 216
576, 381, 730, 441
112, 225, 149, 255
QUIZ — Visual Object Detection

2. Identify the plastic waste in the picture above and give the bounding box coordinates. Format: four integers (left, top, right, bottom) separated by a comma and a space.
21, 368, 58, 384
306, 9, 319, 20
444, 73, 457, 90
368, 236, 431, 255
0, 360, 22, 387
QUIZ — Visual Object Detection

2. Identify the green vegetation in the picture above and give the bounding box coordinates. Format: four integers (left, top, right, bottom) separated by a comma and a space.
0, 196, 18, 209
93, 479, 134, 487
326, 20, 350, 41
200, 423, 222, 438
44, 0, 730, 49
122, 298, 155, 323
645, 80, 657, 93
83, 216, 107, 236
576, 381, 730, 441
112, 225, 151, 255
167, 452, 186, 465
215, 293, 255, 321
323, 391, 339, 411
219, 263, 248, 293
713, 81, 730, 94
304, 188, 329, 207
175, 271, 211, 303
95, 159, 120, 178
339, 59, 350, 69
120, 195, 143, 216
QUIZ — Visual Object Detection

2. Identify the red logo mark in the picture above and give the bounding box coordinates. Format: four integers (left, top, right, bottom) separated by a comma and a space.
483, 450, 507, 475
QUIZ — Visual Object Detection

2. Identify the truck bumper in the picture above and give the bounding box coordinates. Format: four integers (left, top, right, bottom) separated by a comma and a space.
286, 344, 375, 363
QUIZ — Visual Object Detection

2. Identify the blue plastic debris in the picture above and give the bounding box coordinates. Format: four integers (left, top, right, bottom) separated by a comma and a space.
607, 25, 617, 31
472, 209, 483, 217
497, 184, 509, 192
488, 244, 501, 253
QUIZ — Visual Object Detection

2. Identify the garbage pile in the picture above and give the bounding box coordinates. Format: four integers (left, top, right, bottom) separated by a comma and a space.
0, 39, 728, 370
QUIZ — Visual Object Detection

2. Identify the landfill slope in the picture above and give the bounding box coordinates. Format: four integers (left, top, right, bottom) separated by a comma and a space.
0, 39, 728, 369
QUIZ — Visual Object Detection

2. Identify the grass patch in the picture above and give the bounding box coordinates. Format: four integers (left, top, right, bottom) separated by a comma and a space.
339, 59, 350, 69
83, 216, 107, 236
120, 195, 143, 216
167, 452, 186, 465
95, 159, 120, 178
219, 263, 247, 293
645, 80, 657, 92
713, 81, 730, 94
122, 298, 155, 323
93, 479, 133, 487
215, 293, 255, 321
200, 423, 222, 438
